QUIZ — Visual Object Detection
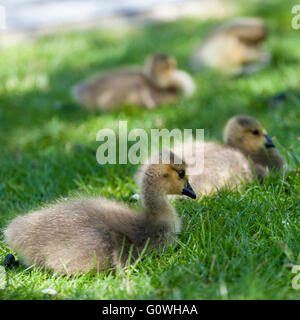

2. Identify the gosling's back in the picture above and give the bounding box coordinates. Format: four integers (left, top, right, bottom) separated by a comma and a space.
4, 198, 145, 274
72, 69, 178, 111
176, 142, 253, 196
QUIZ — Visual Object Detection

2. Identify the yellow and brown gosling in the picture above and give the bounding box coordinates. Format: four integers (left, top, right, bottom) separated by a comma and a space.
190, 17, 270, 76
4, 152, 196, 275
173, 115, 286, 196
71, 53, 196, 111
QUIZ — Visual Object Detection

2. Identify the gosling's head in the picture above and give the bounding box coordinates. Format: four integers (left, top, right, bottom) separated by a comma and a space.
139, 151, 196, 199
223, 115, 275, 154
144, 53, 177, 87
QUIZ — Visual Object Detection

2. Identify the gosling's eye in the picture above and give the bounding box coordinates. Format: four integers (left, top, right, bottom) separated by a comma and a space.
178, 170, 185, 179
252, 129, 259, 135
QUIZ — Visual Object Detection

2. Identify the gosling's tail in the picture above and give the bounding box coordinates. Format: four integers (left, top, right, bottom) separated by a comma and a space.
3, 216, 29, 256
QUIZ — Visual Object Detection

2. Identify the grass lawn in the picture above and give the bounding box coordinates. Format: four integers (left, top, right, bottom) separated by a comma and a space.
0, 0, 299, 299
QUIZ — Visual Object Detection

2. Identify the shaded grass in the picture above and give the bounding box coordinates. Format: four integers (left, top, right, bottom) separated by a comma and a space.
0, 0, 299, 299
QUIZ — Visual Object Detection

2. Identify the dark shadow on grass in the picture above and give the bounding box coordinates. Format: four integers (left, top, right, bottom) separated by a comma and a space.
0, 144, 138, 228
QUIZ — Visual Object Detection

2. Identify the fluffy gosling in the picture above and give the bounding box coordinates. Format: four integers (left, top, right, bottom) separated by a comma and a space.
4, 153, 196, 275
71, 53, 196, 111
174, 115, 286, 196
190, 17, 270, 76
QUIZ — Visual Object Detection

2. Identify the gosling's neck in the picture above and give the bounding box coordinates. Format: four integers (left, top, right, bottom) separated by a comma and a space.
140, 183, 175, 217
143, 66, 173, 89
248, 147, 286, 172
140, 182, 181, 236
234, 145, 285, 171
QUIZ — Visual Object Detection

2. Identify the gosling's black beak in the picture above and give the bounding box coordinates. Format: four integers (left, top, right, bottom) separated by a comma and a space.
182, 181, 196, 199
264, 134, 275, 149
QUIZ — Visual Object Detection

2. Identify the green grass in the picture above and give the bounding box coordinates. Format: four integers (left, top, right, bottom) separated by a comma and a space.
0, 0, 299, 299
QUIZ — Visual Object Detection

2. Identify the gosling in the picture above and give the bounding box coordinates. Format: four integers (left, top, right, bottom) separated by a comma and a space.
71, 53, 196, 111
173, 115, 286, 196
190, 17, 270, 76
4, 153, 196, 275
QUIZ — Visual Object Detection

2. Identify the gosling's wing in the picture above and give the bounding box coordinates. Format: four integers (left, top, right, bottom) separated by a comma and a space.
183, 142, 253, 195
71, 68, 146, 108
221, 17, 267, 43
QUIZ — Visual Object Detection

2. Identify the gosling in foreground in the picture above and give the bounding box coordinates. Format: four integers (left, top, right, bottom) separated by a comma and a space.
4, 153, 196, 275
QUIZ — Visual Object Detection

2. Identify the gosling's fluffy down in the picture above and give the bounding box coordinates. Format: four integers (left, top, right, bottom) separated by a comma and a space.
4, 153, 196, 275
72, 53, 196, 111
173, 115, 286, 196
190, 17, 270, 76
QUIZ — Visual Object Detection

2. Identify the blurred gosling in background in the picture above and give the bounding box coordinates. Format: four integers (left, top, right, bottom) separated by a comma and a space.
173, 115, 286, 197
190, 17, 270, 76
72, 53, 196, 111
